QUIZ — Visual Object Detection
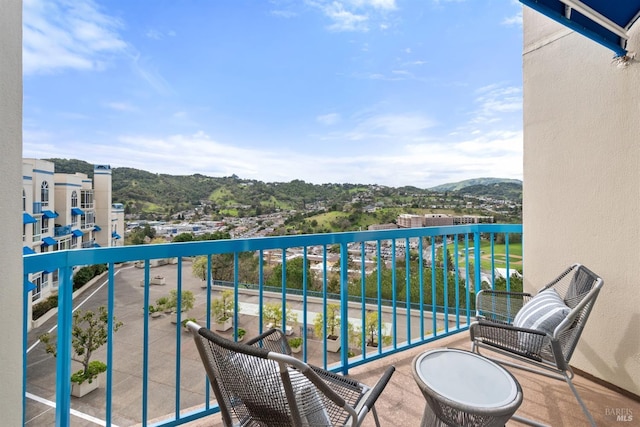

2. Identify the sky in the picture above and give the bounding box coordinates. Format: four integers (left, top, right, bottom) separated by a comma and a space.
22, 0, 524, 188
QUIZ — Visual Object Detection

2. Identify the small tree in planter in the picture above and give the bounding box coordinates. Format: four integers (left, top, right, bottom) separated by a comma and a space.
262, 302, 297, 335
181, 317, 198, 332
168, 289, 195, 324
237, 328, 246, 342
211, 290, 236, 332
288, 336, 303, 354
39, 306, 123, 397
313, 303, 341, 352
155, 296, 171, 314
364, 311, 391, 348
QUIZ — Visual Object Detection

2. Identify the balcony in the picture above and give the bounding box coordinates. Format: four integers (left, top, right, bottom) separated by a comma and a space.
23, 224, 637, 426
54, 225, 72, 237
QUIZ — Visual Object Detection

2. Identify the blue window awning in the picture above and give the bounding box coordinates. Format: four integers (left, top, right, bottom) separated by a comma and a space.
71, 207, 85, 216
112, 232, 122, 239
521, 0, 640, 56
25, 278, 36, 292
93, 225, 102, 231
23, 246, 37, 255
23, 212, 37, 224
41, 236, 57, 246
42, 210, 59, 219
72, 229, 84, 237
42, 269, 55, 275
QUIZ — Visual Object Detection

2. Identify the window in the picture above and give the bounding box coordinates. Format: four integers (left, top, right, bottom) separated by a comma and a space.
32, 276, 42, 302
72, 235, 78, 249
71, 213, 78, 227
41, 271, 49, 289
81, 190, 93, 209
71, 190, 78, 208
23, 224, 26, 242
52, 270, 59, 289
42, 217, 49, 234
32, 219, 41, 242
58, 238, 71, 250
41, 181, 49, 207
22, 189, 26, 211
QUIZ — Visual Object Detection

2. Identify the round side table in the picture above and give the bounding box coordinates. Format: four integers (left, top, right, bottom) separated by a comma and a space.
412, 348, 523, 427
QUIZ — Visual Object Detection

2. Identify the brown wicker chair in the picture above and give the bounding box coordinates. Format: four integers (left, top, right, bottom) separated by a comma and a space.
469, 263, 603, 426
187, 322, 395, 427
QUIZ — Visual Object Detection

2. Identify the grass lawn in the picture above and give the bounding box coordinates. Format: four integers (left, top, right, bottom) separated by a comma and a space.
457, 241, 522, 271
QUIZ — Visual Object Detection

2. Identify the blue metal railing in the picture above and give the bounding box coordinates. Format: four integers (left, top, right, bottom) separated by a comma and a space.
23, 223, 522, 426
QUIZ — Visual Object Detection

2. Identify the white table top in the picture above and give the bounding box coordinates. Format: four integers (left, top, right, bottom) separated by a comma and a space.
414, 348, 519, 409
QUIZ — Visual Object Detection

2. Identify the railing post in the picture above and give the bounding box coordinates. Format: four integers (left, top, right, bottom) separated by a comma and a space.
56, 265, 73, 427
340, 242, 349, 374
474, 229, 482, 294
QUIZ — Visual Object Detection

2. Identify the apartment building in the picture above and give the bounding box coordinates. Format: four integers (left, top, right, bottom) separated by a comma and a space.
397, 213, 494, 228
22, 160, 124, 319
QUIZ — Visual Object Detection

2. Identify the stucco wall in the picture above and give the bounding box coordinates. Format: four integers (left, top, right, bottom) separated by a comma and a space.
523, 8, 640, 396
0, 0, 24, 424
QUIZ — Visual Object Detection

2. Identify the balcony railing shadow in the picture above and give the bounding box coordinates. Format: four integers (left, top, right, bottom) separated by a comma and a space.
25, 224, 529, 426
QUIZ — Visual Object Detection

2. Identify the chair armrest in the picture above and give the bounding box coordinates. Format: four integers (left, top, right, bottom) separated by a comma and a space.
246, 328, 292, 355
360, 366, 395, 413
476, 290, 532, 324
470, 320, 548, 361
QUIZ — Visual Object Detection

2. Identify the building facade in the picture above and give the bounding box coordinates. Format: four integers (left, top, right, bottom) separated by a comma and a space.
522, 8, 640, 396
22, 160, 124, 324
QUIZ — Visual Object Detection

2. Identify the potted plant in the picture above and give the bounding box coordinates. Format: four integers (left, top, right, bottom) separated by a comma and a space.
148, 304, 162, 318
168, 289, 195, 324
364, 311, 392, 348
313, 303, 341, 352
181, 317, 197, 332
237, 328, 246, 342
211, 290, 236, 332
262, 302, 298, 336
39, 306, 123, 397
288, 336, 303, 354
155, 296, 171, 314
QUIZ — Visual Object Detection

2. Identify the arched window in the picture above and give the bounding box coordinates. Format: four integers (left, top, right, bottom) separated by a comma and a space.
41, 181, 49, 207
71, 190, 78, 208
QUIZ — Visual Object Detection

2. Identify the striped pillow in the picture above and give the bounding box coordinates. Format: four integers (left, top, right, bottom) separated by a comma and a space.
513, 288, 570, 336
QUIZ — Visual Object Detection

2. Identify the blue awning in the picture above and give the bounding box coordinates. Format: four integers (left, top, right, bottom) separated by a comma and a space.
42, 269, 54, 275
72, 229, 84, 237
93, 225, 102, 231
42, 210, 59, 219
112, 232, 121, 239
41, 236, 57, 246
71, 207, 85, 216
23, 212, 37, 224
23, 246, 37, 255
25, 278, 36, 292
521, 0, 640, 56
93, 243, 101, 247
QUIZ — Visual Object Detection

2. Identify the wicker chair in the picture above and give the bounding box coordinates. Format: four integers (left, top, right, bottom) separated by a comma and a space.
187, 322, 395, 427
469, 263, 603, 426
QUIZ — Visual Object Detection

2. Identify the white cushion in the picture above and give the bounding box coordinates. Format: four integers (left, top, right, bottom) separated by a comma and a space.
513, 288, 570, 336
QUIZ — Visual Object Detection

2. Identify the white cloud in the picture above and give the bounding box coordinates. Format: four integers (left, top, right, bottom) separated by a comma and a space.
502, 11, 522, 26
470, 84, 522, 124
317, 113, 341, 125
23, 0, 127, 75
307, 0, 397, 32
105, 102, 138, 112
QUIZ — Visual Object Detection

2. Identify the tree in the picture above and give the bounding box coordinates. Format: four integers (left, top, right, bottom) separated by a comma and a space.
313, 303, 341, 339
192, 256, 207, 281
39, 306, 123, 385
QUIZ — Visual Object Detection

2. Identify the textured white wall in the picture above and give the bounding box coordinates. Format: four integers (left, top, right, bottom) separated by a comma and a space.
523, 8, 640, 395
0, 0, 24, 424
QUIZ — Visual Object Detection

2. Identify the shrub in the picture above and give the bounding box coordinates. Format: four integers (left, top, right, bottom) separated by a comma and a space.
32, 294, 59, 320
72, 264, 108, 291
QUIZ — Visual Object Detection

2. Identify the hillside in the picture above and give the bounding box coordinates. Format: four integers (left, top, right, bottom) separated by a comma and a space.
47, 159, 521, 219
429, 177, 522, 192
